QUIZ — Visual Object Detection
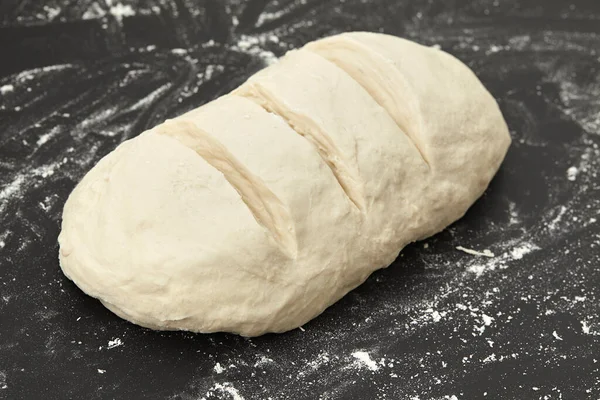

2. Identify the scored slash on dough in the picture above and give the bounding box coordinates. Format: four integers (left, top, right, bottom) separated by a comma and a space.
305, 37, 431, 167
236, 83, 367, 212
154, 119, 298, 258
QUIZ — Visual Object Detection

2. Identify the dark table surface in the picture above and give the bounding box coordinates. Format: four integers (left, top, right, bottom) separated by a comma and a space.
1, 1, 600, 399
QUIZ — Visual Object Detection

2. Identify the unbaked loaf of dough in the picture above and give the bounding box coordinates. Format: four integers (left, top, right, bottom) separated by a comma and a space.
58, 32, 511, 336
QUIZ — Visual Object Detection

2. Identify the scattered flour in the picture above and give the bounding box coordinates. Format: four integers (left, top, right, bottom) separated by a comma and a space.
36, 126, 61, 146
306, 352, 330, 370
233, 35, 278, 65
474, 312, 495, 335
426, 308, 446, 322
508, 201, 521, 225
253, 356, 274, 367
0, 176, 26, 215
106, 338, 123, 349
567, 166, 579, 181
43, 5, 61, 20
82, 3, 106, 19
0, 84, 14, 94
465, 241, 540, 277
580, 321, 599, 336
0, 371, 6, 389
214, 363, 224, 374
15, 64, 74, 82
456, 246, 495, 258
466, 264, 487, 277
351, 351, 379, 371
200, 383, 245, 400
256, 9, 286, 26
108, 2, 135, 23
547, 206, 568, 231
481, 314, 494, 326
510, 243, 537, 260
81, 1, 136, 22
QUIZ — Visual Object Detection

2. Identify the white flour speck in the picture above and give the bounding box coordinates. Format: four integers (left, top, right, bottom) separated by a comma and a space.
82, 3, 106, 19
214, 363, 224, 374
0, 175, 26, 214
97, 369, 106, 374
0, 84, 14, 94
0, 371, 6, 389
43, 5, 61, 20
121, 85, 171, 114
481, 314, 494, 326
547, 205, 567, 231
106, 337, 123, 349
203, 65, 225, 81
109, 2, 135, 23
200, 383, 244, 400
255, 9, 286, 26
253, 356, 274, 367
37, 132, 54, 146
456, 246, 495, 258
299, 352, 330, 377
510, 243, 538, 260
582, 321, 590, 334
508, 201, 521, 225
351, 351, 380, 371
552, 331, 563, 341
233, 34, 278, 65
467, 264, 487, 277
487, 44, 504, 54
567, 166, 579, 181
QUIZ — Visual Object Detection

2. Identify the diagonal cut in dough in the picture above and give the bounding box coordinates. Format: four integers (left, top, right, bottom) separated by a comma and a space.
154, 119, 298, 258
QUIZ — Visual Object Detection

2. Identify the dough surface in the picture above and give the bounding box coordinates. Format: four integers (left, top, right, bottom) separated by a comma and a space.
58, 32, 511, 336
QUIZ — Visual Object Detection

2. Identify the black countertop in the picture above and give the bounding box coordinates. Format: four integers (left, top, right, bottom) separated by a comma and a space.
1, 1, 599, 399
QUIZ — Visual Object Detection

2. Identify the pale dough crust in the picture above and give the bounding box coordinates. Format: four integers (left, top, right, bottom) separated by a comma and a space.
58, 32, 511, 336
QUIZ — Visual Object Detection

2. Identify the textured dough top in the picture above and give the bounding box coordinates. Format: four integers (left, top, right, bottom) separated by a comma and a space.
58, 32, 511, 336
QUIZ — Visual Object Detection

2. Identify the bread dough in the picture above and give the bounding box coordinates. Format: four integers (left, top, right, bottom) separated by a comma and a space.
58, 32, 511, 336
